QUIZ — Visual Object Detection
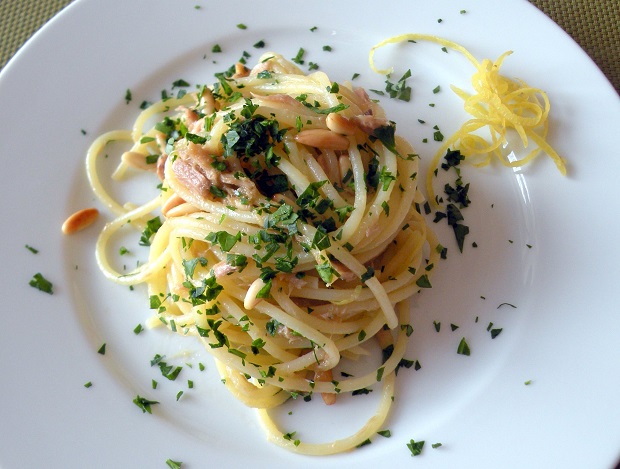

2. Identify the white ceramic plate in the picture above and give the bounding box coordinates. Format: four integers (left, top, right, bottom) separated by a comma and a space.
1, 0, 619, 467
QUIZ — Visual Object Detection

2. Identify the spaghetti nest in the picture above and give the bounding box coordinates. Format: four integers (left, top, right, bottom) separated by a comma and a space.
87, 53, 439, 454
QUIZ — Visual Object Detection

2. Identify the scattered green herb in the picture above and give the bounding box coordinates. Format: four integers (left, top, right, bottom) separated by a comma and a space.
139, 216, 163, 246
133, 395, 158, 414
292, 48, 305, 64
416, 275, 432, 288
407, 439, 425, 456
356, 439, 371, 448
29, 273, 53, 294
166, 460, 183, 469
457, 337, 470, 356
385, 69, 412, 102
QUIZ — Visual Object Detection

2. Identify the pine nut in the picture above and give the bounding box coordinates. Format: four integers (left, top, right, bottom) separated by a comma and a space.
161, 193, 186, 217
244, 277, 267, 309
295, 129, 350, 151
233, 62, 250, 78
326, 113, 356, 135
62, 208, 99, 234
315, 369, 337, 405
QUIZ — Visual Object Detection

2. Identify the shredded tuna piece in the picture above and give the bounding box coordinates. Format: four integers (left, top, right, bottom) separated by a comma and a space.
171, 142, 261, 208
352, 115, 389, 134
331, 260, 358, 282
211, 261, 238, 278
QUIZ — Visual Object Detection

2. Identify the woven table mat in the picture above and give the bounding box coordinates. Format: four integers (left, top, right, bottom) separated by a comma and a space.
1, 0, 618, 92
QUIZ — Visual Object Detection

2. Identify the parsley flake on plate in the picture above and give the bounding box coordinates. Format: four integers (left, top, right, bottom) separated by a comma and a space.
133, 395, 159, 414
407, 439, 425, 456
29, 273, 53, 294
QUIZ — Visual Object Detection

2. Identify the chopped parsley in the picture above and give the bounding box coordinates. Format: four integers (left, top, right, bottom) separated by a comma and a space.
139, 216, 163, 246
283, 431, 301, 446
361, 266, 375, 283
292, 48, 305, 65
133, 395, 159, 414
151, 354, 183, 381
385, 69, 412, 102
433, 149, 470, 252
371, 123, 399, 156
25, 244, 39, 254
416, 274, 432, 288
407, 439, 425, 456
356, 439, 371, 448
29, 273, 53, 294
457, 337, 470, 356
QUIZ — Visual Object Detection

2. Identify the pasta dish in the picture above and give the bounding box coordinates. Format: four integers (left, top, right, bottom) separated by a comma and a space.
86, 52, 439, 454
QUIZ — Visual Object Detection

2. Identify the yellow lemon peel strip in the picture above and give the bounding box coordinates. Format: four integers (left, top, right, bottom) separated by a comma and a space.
369, 33, 567, 206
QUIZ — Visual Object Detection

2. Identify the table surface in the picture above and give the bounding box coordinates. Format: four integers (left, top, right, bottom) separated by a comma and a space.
1, 0, 619, 94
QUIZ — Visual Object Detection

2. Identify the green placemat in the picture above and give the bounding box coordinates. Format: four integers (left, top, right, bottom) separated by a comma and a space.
0, 0, 72, 68
531, 0, 619, 93
1, 0, 619, 92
